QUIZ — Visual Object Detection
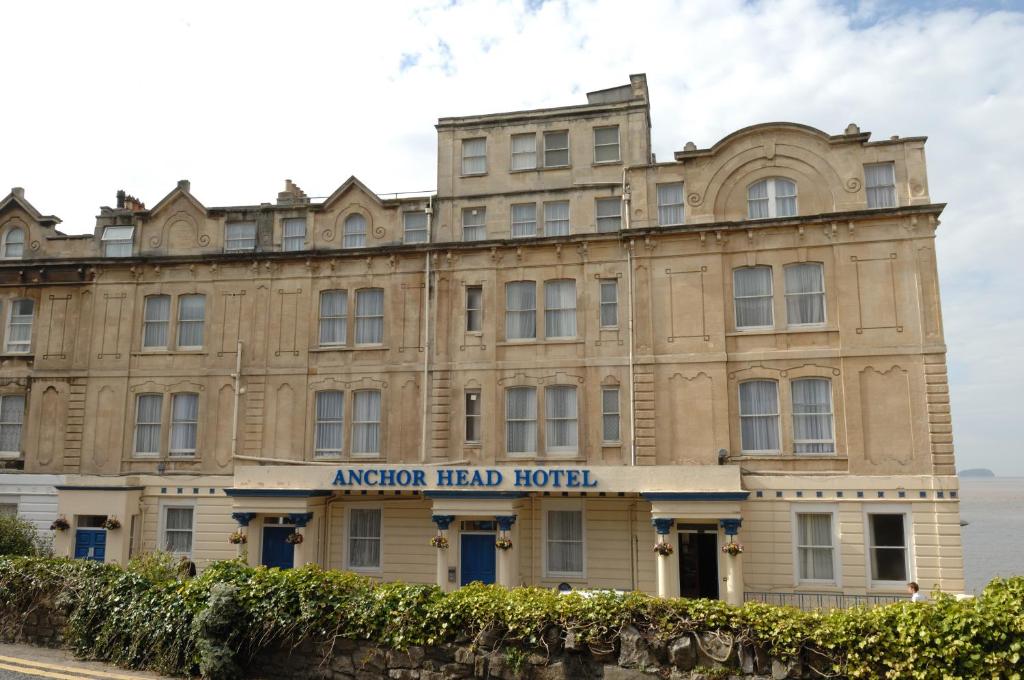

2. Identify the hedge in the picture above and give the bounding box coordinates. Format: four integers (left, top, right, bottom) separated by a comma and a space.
0, 555, 1021, 680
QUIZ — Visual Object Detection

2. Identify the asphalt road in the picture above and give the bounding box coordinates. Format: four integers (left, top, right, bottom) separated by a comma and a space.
0, 644, 164, 680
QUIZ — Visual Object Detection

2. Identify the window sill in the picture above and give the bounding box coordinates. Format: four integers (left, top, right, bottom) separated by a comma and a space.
727, 326, 836, 337
463, 442, 482, 448
314, 455, 384, 462
132, 350, 208, 356
309, 345, 389, 353
601, 442, 622, 447
592, 160, 623, 167
507, 165, 573, 174
496, 338, 584, 347
730, 454, 845, 461
460, 173, 488, 179
496, 454, 588, 463
0, 452, 22, 460
0, 353, 32, 359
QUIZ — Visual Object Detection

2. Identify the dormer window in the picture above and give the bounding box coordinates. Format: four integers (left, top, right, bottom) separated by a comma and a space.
2, 228, 24, 259
343, 214, 367, 248
225, 222, 256, 252
101, 226, 134, 257
748, 178, 797, 219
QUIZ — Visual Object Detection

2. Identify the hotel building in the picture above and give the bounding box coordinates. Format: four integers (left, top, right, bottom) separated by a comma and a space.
0, 75, 964, 602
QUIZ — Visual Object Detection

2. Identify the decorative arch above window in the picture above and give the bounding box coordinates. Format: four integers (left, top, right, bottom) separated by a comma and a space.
2, 227, 24, 259
747, 178, 797, 219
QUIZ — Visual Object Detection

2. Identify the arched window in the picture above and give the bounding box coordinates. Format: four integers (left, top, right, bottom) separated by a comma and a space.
747, 178, 797, 219
343, 214, 367, 248
2, 228, 24, 259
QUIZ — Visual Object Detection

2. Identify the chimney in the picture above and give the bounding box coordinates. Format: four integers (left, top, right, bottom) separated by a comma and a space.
11, 187, 24, 199
124, 194, 146, 211
117, 190, 126, 208
277, 179, 310, 206
177, 179, 191, 193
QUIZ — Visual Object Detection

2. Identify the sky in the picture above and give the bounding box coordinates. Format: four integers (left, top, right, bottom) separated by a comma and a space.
2, 0, 1022, 474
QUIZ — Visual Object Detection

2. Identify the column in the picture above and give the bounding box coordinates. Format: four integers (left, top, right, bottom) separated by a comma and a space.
231, 512, 256, 563
432, 515, 454, 592
652, 518, 675, 599
720, 518, 743, 606
495, 515, 518, 588
288, 513, 314, 567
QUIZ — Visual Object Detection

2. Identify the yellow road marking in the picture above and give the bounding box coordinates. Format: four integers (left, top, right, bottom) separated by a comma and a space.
0, 655, 150, 680
0, 661, 91, 680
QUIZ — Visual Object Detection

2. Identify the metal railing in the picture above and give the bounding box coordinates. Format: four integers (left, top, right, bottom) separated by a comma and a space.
744, 591, 905, 610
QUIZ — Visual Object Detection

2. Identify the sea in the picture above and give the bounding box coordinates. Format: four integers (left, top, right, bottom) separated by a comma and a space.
958, 478, 1024, 593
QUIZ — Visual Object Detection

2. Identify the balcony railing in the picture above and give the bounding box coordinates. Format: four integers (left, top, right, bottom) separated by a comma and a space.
744, 591, 905, 610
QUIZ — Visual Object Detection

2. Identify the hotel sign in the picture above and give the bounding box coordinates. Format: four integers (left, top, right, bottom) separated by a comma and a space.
332, 466, 598, 490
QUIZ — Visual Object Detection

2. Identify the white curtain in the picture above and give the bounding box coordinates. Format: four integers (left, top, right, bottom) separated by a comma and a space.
594, 126, 619, 162
545, 385, 578, 451
657, 183, 685, 225
734, 267, 773, 328
747, 180, 769, 218
739, 380, 779, 452
505, 281, 536, 340
164, 508, 193, 554
102, 226, 134, 257
511, 203, 537, 237
177, 295, 205, 347
352, 390, 381, 455
466, 287, 482, 332
600, 280, 618, 327
6, 299, 33, 352
775, 178, 798, 217
792, 378, 834, 453
348, 508, 381, 568
404, 211, 428, 243
785, 263, 825, 325
798, 513, 834, 580
547, 510, 583, 574
462, 138, 486, 175
511, 134, 537, 170
865, 163, 896, 208
225, 222, 256, 251
315, 391, 344, 457
170, 393, 198, 455
4, 228, 25, 258
462, 208, 486, 241
319, 290, 348, 345
544, 279, 576, 338
282, 218, 306, 252
596, 198, 621, 232
344, 214, 367, 248
355, 288, 384, 344
602, 387, 619, 442
143, 296, 170, 348
505, 387, 537, 453
544, 201, 570, 236
135, 394, 163, 454
0, 395, 25, 453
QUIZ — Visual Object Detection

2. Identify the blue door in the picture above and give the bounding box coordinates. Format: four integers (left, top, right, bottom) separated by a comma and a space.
74, 529, 106, 562
460, 533, 496, 585
262, 526, 295, 569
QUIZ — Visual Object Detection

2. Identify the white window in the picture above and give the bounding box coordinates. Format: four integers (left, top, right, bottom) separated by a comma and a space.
161, 506, 194, 556
543, 130, 569, 167
657, 183, 685, 225
734, 266, 773, 329
747, 178, 797, 219
792, 378, 835, 454
784, 263, 825, 325
2, 227, 24, 259
465, 390, 481, 443
354, 288, 384, 344
403, 211, 428, 244
593, 126, 620, 163
506, 386, 537, 454
0, 395, 25, 455
599, 279, 618, 328
505, 281, 536, 340
511, 133, 537, 170
101, 226, 134, 257
5, 299, 34, 353
319, 290, 348, 346
865, 162, 897, 209
546, 507, 584, 577
466, 286, 483, 332
142, 295, 170, 348
169, 393, 198, 457
596, 197, 621, 232
282, 218, 306, 252
739, 380, 780, 453
314, 391, 344, 458
545, 385, 578, 453
343, 214, 367, 249
347, 507, 381, 570
176, 294, 205, 348
225, 222, 256, 251
543, 201, 570, 236
462, 208, 486, 241
134, 394, 163, 456
462, 138, 486, 175
868, 513, 909, 584
352, 390, 381, 456
544, 279, 576, 338
602, 386, 620, 443
511, 203, 537, 238
796, 512, 836, 582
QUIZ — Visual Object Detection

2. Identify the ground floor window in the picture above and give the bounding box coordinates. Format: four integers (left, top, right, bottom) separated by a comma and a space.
868, 512, 909, 583
545, 507, 584, 578
347, 507, 381, 571
162, 506, 194, 556
796, 512, 835, 582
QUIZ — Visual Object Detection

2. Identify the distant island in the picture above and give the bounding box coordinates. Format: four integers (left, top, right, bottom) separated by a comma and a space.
959, 468, 996, 478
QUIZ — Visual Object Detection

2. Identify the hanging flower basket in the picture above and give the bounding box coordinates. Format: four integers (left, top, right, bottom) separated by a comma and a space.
653, 542, 674, 557
102, 517, 122, 530
50, 517, 70, 532
495, 537, 513, 551
228, 529, 248, 545
722, 542, 744, 556
430, 535, 449, 549
285, 532, 304, 545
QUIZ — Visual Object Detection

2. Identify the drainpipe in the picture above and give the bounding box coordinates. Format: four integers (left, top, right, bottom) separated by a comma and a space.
622, 169, 637, 467
420, 198, 433, 463
230, 340, 243, 460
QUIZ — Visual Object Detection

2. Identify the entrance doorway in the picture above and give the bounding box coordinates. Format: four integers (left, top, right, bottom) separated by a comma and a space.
460, 521, 496, 585
261, 518, 295, 570
74, 529, 106, 562
678, 526, 719, 599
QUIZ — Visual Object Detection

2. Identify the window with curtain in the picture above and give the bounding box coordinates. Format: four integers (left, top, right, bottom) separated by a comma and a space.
348, 508, 381, 570
462, 138, 487, 175
176, 294, 205, 348
602, 386, 620, 443
0, 395, 25, 454
101, 226, 133, 257
282, 218, 306, 252
869, 514, 908, 582
544, 279, 577, 338
546, 509, 583, 576
355, 288, 384, 344
511, 203, 537, 238
792, 378, 834, 453
2, 228, 24, 259
739, 380, 780, 453
170, 393, 199, 457
545, 385, 578, 453
734, 266, 774, 329
796, 513, 835, 581
506, 387, 537, 454
599, 279, 618, 327
134, 394, 163, 456
593, 126, 620, 163
657, 183, 685, 225
747, 178, 798, 218
343, 214, 367, 248
784, 263, 825, 325
466, 286, 483, 332
352, 390, 381, 456
225, 222, 256, 251
865, 162, 896, 208
505, 281, 536, 340
511, 133, 537, 170
314, 391, 344, 457
595, 197, 621, 232
162, 507, 194, 555
465, 390, 481, 443
543, 201, 570, 236
5, 299, 34, 353
403, 211, 428, 243
143, 295, 171, 348
543, 130, 569, 167
462, 208, 486, 241
319, 290, 348, 346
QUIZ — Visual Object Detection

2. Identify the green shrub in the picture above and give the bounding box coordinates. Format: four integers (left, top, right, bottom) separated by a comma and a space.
0, 514, 44, 556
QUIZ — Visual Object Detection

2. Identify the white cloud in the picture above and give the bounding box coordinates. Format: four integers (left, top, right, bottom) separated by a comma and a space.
2, 0, 1021, 472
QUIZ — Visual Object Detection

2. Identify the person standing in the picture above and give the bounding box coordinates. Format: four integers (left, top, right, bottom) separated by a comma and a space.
907, 581, 927, 602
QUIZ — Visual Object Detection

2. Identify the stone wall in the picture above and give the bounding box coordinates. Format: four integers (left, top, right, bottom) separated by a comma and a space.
0, 595, 65, 648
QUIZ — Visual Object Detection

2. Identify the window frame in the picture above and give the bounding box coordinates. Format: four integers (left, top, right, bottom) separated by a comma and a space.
865, 162, 897, 209
169, 392, 199, 458
595, 197, 622, 233
158, 501, 196, 558
510, 203, 538, 238
657, 183, 685, 226
505, 386, 538, 455
4, 298, 34, 354
738, 379, 781, 454
504, 281, 537, 341
462, 207, 486, 241
542, 500, 586, 580
791, 377, 835, 454
224, 222, 257, 252
0, 394, 26, 457
544, 384, 578, 455
465, 285, 483, 333
281, 217, 306, 252
101, 226, 134, 257
313, 390, 345, 459
318, 289, 349, 347
403, 211, 429, 244
864, 507, 913, 589
461, 137, 487, 176
1, 227, 25, 259
510, 132, 538, 171
599, 279, 618, 328
747, 178, 798, 219
350, 389, 382, 458
543, 278, 577, 339
343, 214, 368, 249
733, 266, 774, 330
791, 506, 841, 587
175, 294, 206, 349
593, 125, 620, 164
133, 393, 164, 458
543, 130, 570, 168
142, 294, 171, 349
784, 262, 826, 327
345, 505, 383, 573
464, 389, 481, 444
601, 386, 620, 444
542, 200, 570, 237
354, 288, 385, 345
